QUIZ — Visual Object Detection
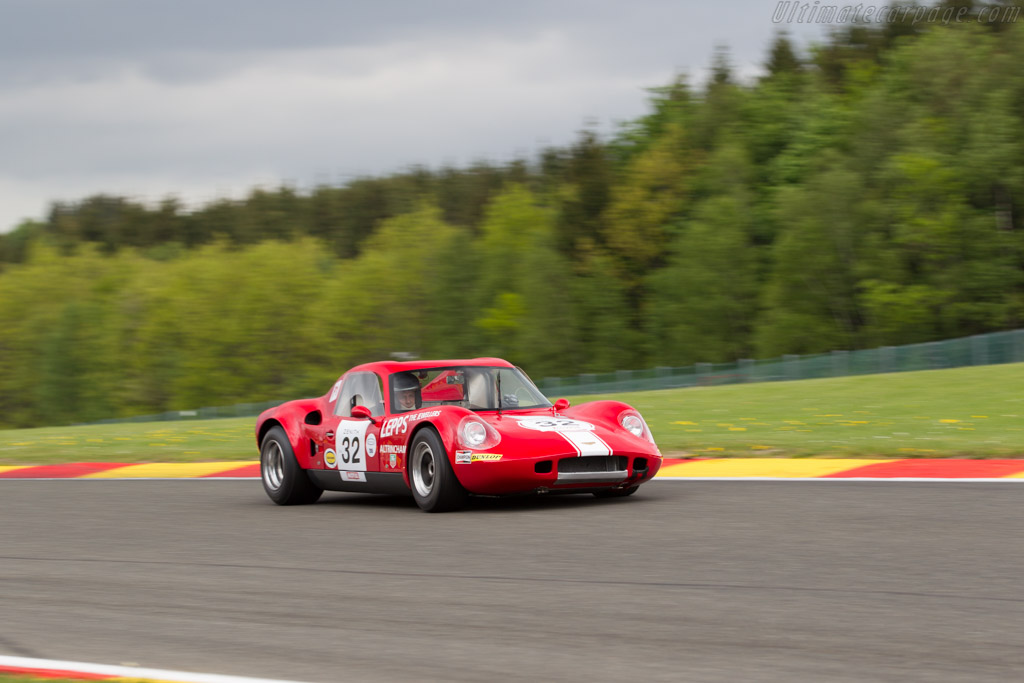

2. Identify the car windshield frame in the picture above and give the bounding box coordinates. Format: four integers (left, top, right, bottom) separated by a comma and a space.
388, 365, 552, 413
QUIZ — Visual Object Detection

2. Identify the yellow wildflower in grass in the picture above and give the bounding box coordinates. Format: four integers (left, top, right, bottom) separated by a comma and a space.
704, 447, 725, 452
971, 415, 989, 419
783, 420, 805, 425
939, 419, 960, 424
729, 427, 747, 431
751, 445, 773, 450
671, 421, 698, 425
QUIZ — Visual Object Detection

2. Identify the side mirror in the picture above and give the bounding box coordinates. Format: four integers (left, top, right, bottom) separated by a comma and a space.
351, 405, 374, 422
554, 398, 570, 412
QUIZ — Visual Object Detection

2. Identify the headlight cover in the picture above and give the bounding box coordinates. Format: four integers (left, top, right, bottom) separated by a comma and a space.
458, 416, 501, 450
619, 409, 655, 443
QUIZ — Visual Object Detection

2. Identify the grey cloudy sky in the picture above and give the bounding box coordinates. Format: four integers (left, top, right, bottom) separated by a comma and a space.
0, 0, 832, 233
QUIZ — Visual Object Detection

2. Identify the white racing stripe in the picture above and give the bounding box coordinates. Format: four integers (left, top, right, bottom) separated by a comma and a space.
558, 430, 612, 457
0, 655, 311, 683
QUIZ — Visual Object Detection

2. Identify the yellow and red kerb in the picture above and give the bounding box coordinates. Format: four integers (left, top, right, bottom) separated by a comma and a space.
658, 458, 1024, 478
2, 459, 1024, 479
0, 462, 259, 479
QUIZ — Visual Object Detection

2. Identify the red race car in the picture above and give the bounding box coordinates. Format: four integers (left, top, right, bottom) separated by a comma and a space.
255, 358, 662, 512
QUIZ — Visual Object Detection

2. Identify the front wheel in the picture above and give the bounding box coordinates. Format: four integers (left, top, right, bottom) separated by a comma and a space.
261, 426, 322, 505
409, 429, 467, 512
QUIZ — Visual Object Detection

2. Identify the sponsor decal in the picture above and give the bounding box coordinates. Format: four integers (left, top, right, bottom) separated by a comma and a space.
514, 417, 595, 432
328, 380, 342, 403
335, 421, 370, 471
380, 444, 405, 455
381, 416, 409, 438
324, 448, 337, 468
455, 450, 502, 463
381, 411, 443, 437
365, 433, 377, 458
342, 471, 366, 482
389, 453, 398, 469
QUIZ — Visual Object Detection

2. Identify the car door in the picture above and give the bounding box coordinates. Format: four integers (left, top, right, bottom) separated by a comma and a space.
303, 378, 343, 469
328, 371, 384, 479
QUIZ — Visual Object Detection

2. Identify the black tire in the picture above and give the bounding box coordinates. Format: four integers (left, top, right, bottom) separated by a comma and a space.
260, 426, 323, 505
593, 485, 639, 499
408, 428, 467, 512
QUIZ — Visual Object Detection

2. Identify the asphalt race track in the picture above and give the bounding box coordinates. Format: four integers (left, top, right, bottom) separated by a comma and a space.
1, 481, 1023, 682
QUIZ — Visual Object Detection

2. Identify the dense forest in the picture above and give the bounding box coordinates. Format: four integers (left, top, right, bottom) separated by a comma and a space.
2, 3, 1024, 427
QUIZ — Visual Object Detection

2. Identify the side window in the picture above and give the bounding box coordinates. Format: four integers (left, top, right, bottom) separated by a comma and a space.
334, 372, 385, 417
327, 379, 343, 407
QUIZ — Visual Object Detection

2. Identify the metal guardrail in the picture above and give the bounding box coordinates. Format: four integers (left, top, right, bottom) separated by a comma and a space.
89, 400, 284, 425
89, 328, 1024, 423
535, 328, 1024, 397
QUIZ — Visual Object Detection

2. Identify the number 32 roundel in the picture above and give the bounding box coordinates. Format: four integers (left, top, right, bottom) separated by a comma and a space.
328, 421, 370, 472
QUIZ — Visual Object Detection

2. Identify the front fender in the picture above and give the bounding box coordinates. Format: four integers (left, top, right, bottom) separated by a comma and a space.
402, 408, 472, 489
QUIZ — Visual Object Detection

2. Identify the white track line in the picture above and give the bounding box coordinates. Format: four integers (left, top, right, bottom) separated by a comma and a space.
0, 477, 260, 481
0, 655, 309, 683
654, 476, 1024, 482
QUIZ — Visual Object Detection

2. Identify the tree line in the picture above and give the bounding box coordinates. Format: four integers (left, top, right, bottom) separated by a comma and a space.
2, 4, 1024, 427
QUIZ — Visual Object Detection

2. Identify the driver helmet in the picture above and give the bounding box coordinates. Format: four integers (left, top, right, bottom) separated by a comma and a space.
394, 372, 421, 411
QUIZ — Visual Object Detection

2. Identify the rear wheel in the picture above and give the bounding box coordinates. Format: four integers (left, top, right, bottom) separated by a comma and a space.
261, 426, 322, 505
409, 428, 467, 512
593, 485, 639, 499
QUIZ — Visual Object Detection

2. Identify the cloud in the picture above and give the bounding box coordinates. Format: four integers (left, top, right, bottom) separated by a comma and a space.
0, 29, 673, 227
0, 0, 830, 232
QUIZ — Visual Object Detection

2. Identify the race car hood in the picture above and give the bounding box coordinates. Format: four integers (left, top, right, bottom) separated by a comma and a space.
471, 406, 657, 457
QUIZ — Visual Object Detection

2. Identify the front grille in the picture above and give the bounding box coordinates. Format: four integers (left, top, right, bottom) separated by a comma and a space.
557, 456, 627, 474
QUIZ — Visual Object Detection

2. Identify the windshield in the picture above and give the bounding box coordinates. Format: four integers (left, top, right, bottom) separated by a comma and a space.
389, 366, 551, 413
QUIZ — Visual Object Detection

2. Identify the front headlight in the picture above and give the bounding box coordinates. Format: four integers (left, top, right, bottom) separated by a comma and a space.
458, 416, 501, 450
621, 414, 644, 438
619, 410, 655, 443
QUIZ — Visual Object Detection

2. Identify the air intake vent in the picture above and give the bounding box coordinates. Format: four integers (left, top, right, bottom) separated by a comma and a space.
558, 456, 628, 474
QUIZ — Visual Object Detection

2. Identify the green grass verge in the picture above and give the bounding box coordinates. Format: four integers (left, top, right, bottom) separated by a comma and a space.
0, 418, 256, 465
1, 363, 1022, 465
591, 362, 1024, 458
